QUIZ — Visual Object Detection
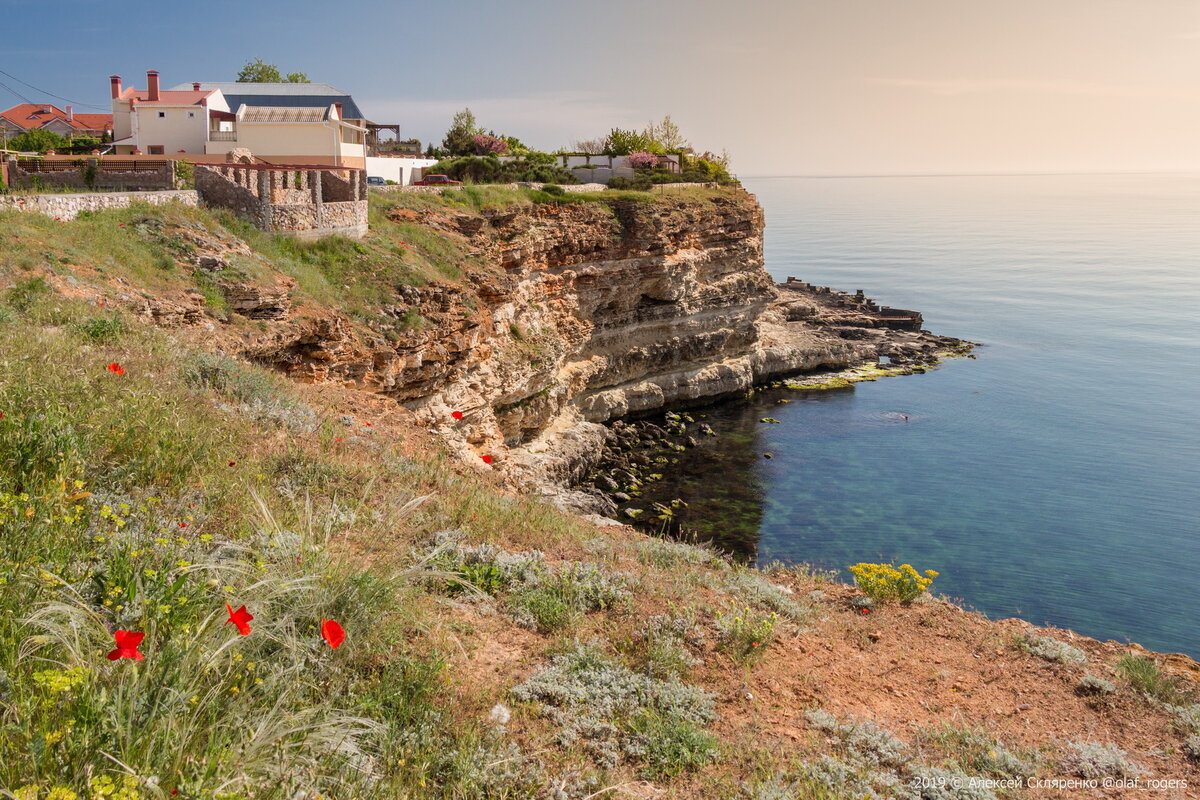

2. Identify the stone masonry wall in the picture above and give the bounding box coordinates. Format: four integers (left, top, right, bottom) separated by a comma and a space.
194, 166, 268, 228
0, 191, 198, 221
195, 165, 366, 239
5, 157, 176, 192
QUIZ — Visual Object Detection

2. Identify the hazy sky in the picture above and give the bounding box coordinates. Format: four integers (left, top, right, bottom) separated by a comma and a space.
4, 0, 1200, 175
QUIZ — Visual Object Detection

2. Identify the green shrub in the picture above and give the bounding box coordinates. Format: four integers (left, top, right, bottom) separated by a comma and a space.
511, 642, 716, 773
626, 708, 718, 779
425, 154, 579, 185
918, 724, 1038, 779
1077, 675, 1116, 696
72, 315, 126, 343
1115, 654, 1197, 704
624, 612, 703, 678
1019, 635, 1087, 665
1184, 734, 1200, 763
722, 569, 809, 619
3, 276, 52, 312
181, 352, 286, 406
510, 561, 630, 632
540, 183, 565, 196
607, 175, 653, 191
715, 601, 779, 663
804, 709, 911, 769
1061, 741, 1144, 779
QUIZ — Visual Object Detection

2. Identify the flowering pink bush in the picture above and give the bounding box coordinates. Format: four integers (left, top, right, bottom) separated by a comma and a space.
626, 151, 659, 169
472, 134, 509, 155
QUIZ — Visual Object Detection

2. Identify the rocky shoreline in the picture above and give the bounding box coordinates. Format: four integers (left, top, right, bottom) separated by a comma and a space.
565, 280, 975, 527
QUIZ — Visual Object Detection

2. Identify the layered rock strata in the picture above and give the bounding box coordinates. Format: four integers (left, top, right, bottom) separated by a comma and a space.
236, 190, 966, 501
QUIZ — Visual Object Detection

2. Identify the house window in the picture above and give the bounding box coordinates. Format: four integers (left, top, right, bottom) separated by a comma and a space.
148, 146, 165, 155
158, 111, 166, 118
188, 111, 195, 118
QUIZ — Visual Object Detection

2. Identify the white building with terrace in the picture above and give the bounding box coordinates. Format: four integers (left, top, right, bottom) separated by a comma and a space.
108, 70, 370, 167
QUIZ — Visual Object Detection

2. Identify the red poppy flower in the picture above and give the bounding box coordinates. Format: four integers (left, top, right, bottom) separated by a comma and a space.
225, 604, 253, 636
321, 619, 345, 649
451, 411, 464, 420
334, 437, 343, 443
227, 460, 237, 467
364, 421, 373, 427
481, 455, 494, 464
97, 300, 106, 307
107, 629, 145, 661
106, 362, 125, 376
178, 522, 187, 529
859, 607, 870, 615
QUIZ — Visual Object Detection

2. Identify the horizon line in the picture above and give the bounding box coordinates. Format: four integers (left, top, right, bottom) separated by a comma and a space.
740, 169, 1200, 179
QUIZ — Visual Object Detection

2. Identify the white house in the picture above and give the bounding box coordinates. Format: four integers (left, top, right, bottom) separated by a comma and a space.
109, 71, 369, 167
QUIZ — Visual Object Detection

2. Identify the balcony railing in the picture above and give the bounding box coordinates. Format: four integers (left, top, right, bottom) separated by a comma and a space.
209, 130, 238, 142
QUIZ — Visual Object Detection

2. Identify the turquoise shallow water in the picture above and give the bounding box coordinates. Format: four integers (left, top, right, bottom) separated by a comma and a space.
648, 174, 1200, 658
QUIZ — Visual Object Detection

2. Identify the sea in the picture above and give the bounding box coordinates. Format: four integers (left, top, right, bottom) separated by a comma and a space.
643, 173, 1200, 659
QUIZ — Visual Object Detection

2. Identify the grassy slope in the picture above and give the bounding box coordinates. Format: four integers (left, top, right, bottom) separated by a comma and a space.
1, 197, 1197, 799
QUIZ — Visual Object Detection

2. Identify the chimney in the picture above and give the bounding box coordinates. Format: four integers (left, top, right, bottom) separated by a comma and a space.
192, 82, 201, 91
110, 75, 122, 99
333, 102, 343, 120
147, 70, 160, 101
66, 105, 74, 121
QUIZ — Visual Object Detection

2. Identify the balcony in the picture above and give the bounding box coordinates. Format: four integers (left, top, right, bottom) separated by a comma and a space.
209, 130, 238, 142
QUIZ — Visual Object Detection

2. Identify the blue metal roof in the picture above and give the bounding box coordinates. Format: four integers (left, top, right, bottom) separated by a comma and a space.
169, 82, 367, 120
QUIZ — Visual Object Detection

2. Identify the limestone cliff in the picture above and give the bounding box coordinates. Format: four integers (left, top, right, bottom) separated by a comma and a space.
237, 189, 963, 502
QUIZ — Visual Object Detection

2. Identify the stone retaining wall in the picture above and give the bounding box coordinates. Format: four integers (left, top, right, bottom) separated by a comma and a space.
4, 157, 176, 192
0, 190, 199, 221
195, 165, 367, 239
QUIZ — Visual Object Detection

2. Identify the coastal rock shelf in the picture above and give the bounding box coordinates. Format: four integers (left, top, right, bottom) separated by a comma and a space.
226, 188, 968, 506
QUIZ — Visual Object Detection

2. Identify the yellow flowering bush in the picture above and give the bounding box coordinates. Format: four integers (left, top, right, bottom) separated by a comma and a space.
848, 562, 939, 603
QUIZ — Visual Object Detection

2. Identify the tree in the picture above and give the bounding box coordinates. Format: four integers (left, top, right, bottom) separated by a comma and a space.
643, 115, 690, 153
236, 58, 310, 83
441, 108, 481, 156
572, 138, 608, 155
8, 129, 68, 153
605, 128, 661, 156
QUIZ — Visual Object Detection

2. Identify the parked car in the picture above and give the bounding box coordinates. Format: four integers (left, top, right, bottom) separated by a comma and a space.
413, 174, 462, 186
366, 176, 386, 186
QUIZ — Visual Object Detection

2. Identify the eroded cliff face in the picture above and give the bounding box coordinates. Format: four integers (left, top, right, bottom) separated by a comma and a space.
232, 190, 961, 503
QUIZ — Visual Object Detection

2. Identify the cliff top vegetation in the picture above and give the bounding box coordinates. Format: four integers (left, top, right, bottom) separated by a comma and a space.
0, 198, 1197, 798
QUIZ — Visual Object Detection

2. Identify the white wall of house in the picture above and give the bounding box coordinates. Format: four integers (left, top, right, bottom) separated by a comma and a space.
132, 106, 209, 153
365, 156, 439, 185
226, 122, 338, 160
112, 91, 229, 155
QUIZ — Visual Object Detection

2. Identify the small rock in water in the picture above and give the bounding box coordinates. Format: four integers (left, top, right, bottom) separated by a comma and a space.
763, 452, 773, 459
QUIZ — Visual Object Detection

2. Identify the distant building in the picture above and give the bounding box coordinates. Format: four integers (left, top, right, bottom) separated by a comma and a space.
0, 103, 112, 142
107, 70, 370, 167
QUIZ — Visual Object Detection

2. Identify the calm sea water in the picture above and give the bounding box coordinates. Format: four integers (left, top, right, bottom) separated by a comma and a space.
647, 174, 1200, 658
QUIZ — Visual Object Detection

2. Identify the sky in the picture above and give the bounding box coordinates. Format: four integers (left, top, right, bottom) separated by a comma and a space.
3, 0, 1200, 175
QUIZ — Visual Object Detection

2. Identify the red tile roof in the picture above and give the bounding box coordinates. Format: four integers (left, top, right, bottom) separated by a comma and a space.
119, 88, 214, 107
0, 104, 113, 131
